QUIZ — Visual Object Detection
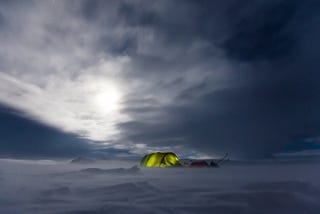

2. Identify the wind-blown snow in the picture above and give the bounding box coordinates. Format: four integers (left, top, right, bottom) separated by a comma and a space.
0, 159, 319, 214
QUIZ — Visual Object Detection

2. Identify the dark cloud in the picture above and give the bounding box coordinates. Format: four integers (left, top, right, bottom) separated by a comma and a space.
221, 0, 300, 61
0, 0, 319, 159
117, 1, 160, 27
115, 0, 320, 158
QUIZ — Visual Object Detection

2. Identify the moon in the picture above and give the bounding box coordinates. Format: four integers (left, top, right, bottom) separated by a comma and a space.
94, 86, 121, 114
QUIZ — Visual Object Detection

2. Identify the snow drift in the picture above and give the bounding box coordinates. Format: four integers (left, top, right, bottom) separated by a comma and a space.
0, 159, 319, 214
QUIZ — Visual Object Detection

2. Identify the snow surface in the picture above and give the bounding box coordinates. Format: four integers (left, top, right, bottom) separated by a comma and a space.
0, 159, 320, 214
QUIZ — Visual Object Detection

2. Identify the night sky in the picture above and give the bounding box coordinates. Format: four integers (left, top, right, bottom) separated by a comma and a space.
0, 0, 319, 159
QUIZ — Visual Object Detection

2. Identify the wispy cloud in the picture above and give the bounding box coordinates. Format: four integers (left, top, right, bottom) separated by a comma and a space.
0, 1, 230, 156
0, 1, 132, 142
0, 1, 319, 158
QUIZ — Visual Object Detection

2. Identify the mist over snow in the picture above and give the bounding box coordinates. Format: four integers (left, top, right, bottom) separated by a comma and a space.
0, 159, 320, 214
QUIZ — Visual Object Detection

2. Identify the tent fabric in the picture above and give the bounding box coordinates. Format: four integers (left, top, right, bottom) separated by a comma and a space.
140, 152, 182, 168
189, 161, 209, 167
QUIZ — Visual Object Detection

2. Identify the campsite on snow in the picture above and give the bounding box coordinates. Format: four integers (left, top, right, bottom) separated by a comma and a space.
0, 157, 320, 213
0, 0, 319, 213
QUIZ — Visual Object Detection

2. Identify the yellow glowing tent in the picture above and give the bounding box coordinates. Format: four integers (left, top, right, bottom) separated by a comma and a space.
140, 152, 182, 168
